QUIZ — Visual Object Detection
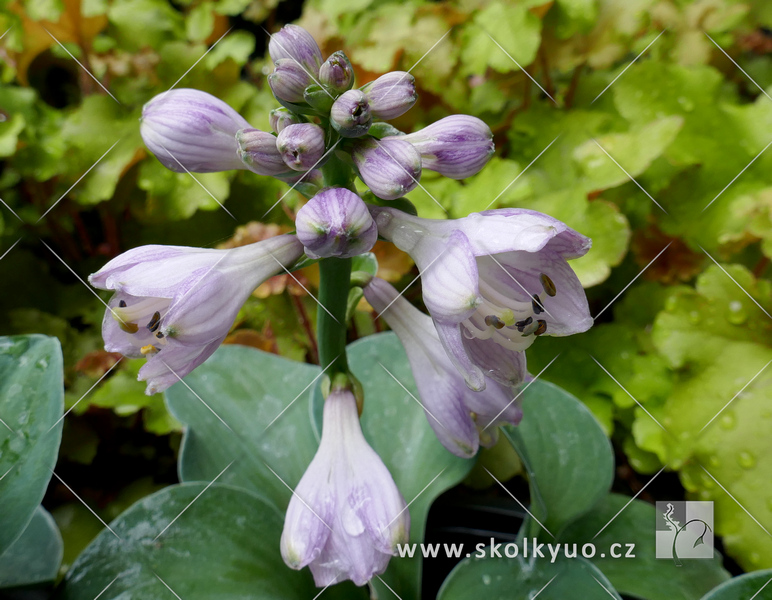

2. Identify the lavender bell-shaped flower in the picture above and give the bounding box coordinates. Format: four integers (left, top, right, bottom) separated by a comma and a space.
295, 188, 377, 259
330, 90, 372, 138
281, 386, 409, 586
89, 235, 304, 394
361, 71, 417, 120
236, 128, 292, 177
397, 115, 495, 179
276, 123, 326, 171
269, 59, 313, 104
140, 88, 250, 173
268, 24, 323, 75
319, 51, 355, 94
369, 206, 593, 391
364, 278, 523, 456
351, 137, 421, 200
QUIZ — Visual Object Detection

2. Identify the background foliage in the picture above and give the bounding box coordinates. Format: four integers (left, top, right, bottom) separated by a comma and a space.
1, 0, 772, 594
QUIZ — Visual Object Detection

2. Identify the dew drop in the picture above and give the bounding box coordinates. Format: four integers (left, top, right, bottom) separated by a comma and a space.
738, 451, 756, 469
719, 411, 736, 430
727, 301, 747, 325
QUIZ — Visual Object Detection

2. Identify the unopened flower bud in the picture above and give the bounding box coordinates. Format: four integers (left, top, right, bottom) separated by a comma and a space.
269, 108, 302, 134
276, 123, 326, 172
236, 128, 290, 176
269, 59, 312, 104
361, 71, 417, 120
295, 187, 377, 259
319, 51, 355, 94
352, 137, 421, 200
140, 89, 249, 173
399, 115, 494, 179
268, 24, 323, 75
330, 90, 372, 138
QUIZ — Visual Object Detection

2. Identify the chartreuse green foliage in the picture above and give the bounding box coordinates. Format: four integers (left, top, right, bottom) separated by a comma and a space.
0, 335, 64, 587
441, 380, 728, 600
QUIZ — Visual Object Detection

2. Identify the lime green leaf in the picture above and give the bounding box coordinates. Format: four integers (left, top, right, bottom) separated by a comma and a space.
573, 116, 683, 192
0, 506, 62, 588
137, 159, 231, 220
186, 2, 215, 42
643, 265, 772, 569
107, 0, 184, 52
460, 3, 542, 76
0, 335, 63, 555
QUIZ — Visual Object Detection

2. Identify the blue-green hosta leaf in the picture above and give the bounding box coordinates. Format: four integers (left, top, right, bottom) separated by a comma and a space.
0, 506, 63, 588
438, 554, 621, 600
57, 483, 355, 600
165, 345, 323, 510
560, 494, 729, 600
503, 379, 614, 538
700, 569, 772, 600
0, 335, 63, 555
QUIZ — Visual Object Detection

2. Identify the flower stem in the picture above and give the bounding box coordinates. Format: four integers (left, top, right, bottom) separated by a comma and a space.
317, 257, 352, 375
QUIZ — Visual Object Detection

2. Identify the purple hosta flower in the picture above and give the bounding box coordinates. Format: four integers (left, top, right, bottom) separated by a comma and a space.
140, 88, 250, 173
295, 188, 377, 259
276, 123, 326, 171
319, 51, 354, 94
281, 387, 409, 586
268, 24, 323, 75
397, 115, 494, 179
364, 278, 523, 457
351, 137, 421, 200
330, 90, 372, 138
269, 108, 303, 134
269, 59, 313, 104
89, 235, 304, 394
369, 206, 593, 391
236, 128, 293, 177
361, 71, 417, 120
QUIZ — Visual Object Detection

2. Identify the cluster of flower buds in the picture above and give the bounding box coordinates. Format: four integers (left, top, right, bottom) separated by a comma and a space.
97, 22, 594, 590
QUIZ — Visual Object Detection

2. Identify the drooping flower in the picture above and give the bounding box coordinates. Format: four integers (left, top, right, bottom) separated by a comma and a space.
276, 123, 326, 171
396, 115, 494, 179
330, 90, 372, 138
351, 137, 421, 200
295, 188, 377, 259
281, 387, 409, 587
361, 71, 417, 120
268, 24, 323, 75
89, 235, 304, 394
140, 88, 250, 173
364, 278, 523, 456
369, 206, 593, 391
